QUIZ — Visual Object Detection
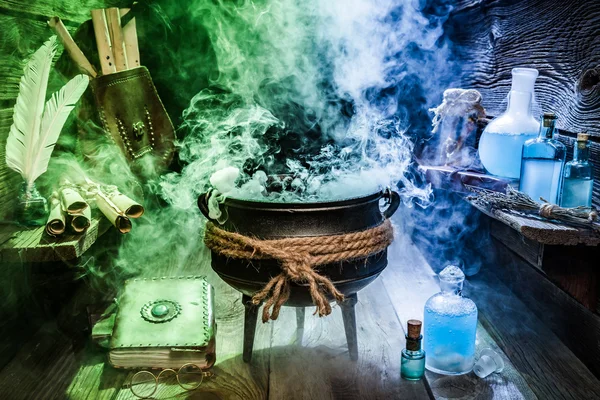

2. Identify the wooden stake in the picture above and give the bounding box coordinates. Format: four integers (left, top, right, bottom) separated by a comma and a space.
48, 17, 97, 78
120, 8, 141, 68
105, 8, 128, 72
91, 9, 116, 75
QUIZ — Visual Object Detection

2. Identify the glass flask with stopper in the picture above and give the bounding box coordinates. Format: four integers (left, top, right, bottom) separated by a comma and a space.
478, 68, 540, 178
519, 112, 566, 204
560, 133, 594, 208
423, 265, 477, 375
401, 319, 425, 380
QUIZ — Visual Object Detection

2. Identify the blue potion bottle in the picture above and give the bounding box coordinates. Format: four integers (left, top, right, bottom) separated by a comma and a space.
478, 68, 540, 178
401, 319, 425, 380
560, 133, 594, 208
423, 265, 477, 375
519, 112, 566, 204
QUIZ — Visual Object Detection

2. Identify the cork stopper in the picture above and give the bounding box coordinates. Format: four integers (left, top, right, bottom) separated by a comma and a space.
407, 320, 422, 339
542, 112, 557, 127
577, 132, 589, 142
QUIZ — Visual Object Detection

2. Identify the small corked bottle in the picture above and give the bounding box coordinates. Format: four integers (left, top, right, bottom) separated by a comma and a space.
401, 319, 426, 380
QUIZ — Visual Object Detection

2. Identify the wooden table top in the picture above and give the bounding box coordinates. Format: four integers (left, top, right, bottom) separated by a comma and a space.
0, 226, 597, 399
0, 215, 111, 263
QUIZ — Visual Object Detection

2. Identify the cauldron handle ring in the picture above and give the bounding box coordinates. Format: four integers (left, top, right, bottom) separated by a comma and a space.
382, 188, 400, 219
198, 190, 218, 223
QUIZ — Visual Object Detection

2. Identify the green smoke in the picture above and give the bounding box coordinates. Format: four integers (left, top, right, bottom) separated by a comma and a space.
8, 0, 453, 289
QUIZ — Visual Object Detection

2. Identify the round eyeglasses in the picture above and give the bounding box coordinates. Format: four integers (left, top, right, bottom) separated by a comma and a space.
128, 363, 214, 398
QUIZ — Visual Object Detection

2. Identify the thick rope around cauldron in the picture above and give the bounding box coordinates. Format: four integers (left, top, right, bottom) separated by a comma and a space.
204, 219, 394, 322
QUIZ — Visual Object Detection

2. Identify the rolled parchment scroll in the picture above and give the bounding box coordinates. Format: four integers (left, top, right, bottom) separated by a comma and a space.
95, 189, 132, 234
45, 193, 66, 236
70, 205, 91, 233
108, 191, 144, 218
59, 181, 88, 214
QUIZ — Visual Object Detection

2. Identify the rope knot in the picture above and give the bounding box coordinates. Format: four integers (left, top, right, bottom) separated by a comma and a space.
204, 219, 394, 322
539, 203, 557, 219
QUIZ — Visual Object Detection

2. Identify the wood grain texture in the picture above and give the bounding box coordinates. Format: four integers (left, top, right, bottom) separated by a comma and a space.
268, 278, 431, 400
448, 0, 600, 136
0, 14, 68, 101
470, 200, 600, 246
382, 231, 536, 400
0, 0, 129, 23
0, 214, 111, 262
488, 219, 543, 269
0, 323, 83, 400
469, 268, 600, 399
0, 236, 577, 399
491, 239, 600, 377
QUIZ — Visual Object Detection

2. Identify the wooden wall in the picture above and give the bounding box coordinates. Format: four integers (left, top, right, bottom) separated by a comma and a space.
0, 1, 128, 220
448, 0, 600, 136
447, 0, 600, 203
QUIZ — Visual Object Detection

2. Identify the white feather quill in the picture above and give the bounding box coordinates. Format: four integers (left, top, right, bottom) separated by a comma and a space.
30, 74, 89, 183
5, 36, 89, 186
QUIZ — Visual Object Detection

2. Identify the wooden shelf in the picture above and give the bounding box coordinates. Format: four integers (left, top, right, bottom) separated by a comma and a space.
419, 164, 516, 194
470, 200, 600, 246
0, 215, 112, 263
419, 164, 600, 246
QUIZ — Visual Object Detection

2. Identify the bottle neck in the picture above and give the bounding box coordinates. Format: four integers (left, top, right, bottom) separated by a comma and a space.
440, 280, 463, 295
507, 91, 533, 116
538, 121, 556, 140
405, 334, 423, 352
574, 142, 590, 162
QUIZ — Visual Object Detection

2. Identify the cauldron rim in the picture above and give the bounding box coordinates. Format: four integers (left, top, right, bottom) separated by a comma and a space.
213, 189, 385, 210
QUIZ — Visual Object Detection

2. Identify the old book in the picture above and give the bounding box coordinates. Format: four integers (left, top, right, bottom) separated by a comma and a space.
109, 276, 216, 369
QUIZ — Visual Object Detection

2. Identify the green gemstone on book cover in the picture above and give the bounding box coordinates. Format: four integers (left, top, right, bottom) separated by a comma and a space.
140, 299, 181, 323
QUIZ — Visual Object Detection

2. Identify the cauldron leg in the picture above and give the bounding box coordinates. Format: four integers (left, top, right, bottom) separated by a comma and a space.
296, 307, 305, 345
340, 293, 359, 361
242, 294, 259, 363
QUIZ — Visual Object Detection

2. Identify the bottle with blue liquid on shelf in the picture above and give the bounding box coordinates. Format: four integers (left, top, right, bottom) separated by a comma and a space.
560, 133, 594, 208
478, 68, 540, 179
423, 265, 477, 375
519, 112, 566, 204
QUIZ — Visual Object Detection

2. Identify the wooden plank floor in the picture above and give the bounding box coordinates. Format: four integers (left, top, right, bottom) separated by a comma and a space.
0, 226, 597, 399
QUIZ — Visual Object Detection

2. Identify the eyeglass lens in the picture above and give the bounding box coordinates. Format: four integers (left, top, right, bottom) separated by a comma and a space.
131, 371, 157, 398
178, 364, 205, 390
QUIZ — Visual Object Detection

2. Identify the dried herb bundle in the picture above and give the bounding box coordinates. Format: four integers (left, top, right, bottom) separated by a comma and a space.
468, 187, 600, 232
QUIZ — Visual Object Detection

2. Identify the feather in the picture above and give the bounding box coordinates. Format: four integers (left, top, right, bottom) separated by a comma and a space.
6, 36, 57, 183
5, 36, 89, 186
29, 74, 89, 183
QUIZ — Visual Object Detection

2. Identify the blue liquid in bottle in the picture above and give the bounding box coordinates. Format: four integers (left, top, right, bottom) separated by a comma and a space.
561, 178, 593, 208
479, 132, 538, 178
424, 266, 477, 375
519, 113, 566, 204
519, 158, 564, 203
478, 68, 540, 179
560, 133, 594, 208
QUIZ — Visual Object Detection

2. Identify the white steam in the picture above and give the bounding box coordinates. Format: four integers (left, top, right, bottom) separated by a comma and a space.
162, 0, 452, 205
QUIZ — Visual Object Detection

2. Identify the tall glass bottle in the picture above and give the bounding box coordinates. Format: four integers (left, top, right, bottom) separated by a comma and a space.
423, 265, 477, 375
519, 113, 566, 204
560, 133, 594, 208
478, 68, 540, 178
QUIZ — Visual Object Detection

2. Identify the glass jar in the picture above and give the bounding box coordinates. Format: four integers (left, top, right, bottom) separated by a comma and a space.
478, 68, 540, 178
423, 265, 477, 375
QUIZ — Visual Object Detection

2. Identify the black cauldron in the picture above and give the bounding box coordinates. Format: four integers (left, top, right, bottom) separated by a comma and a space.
198, 188, 400, 361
